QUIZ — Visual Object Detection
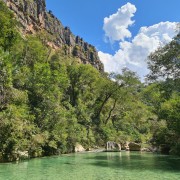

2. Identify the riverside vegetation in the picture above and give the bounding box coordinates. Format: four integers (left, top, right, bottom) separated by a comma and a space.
0, 0, 180, 162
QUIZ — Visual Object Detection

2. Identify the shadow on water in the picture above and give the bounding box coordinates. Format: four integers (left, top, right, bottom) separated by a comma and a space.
0, 152, 180, 180
84, 152, 180, 173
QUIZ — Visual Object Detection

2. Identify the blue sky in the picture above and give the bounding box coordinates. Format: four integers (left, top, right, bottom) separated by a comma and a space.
46, 0, 179, 80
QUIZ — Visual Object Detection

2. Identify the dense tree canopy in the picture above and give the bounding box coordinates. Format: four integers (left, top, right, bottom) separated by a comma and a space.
0, 0, 179, 162
145, 32, 180, 155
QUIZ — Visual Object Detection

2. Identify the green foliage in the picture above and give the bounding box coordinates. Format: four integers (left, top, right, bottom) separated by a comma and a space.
145, 33, 180, 155
147, 34, 180, 81
2, 0, 180, 162
161, 93, 180, 135
0, 31, 154, 159
0, 49, 12, 110
0, 1, 18, 51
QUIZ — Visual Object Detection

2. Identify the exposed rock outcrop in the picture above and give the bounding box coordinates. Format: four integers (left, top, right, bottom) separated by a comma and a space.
128, 142, 141, 151
74, 143, 85, 152
16, 150, 29, 160
141, 148, 151, 152
106, 141, 121, 152
121, 142, 130, 151
3, 0, 104, 71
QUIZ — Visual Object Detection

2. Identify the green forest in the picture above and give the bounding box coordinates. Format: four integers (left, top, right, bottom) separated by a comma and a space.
0, 1, 180, 162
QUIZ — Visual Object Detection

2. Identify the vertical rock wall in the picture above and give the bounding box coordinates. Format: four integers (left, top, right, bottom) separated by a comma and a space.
3, 0, 104, 71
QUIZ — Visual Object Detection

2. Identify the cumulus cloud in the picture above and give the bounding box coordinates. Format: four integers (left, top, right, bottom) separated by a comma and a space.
103, 2, 136, 42
100, 3, 177, 81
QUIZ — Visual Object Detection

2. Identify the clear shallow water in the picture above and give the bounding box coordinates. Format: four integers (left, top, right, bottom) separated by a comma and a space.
0, 152, 180, 180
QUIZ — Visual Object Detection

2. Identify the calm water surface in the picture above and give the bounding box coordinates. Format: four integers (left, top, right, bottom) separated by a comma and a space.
0, 152, 180, 180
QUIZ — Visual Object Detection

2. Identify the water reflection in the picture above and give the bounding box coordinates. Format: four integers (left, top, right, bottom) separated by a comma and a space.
0, 152, 180, 180
86, 152, 180, 172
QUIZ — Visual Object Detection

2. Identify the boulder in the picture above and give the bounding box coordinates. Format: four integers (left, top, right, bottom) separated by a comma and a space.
74, 143, 85, 152
16, 151, 29, 160
106, 141, 121, 152
7, 150, 30, 161
121, 142, 130, 151
129, 142, 141, 151
141, 148, 151, 152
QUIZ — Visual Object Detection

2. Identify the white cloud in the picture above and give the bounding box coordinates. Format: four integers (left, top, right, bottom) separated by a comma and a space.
100, 20, 177, 80
103, 2, 136, 42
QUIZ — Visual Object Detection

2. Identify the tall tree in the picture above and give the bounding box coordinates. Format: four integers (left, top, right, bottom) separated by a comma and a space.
147, 34, 180, 82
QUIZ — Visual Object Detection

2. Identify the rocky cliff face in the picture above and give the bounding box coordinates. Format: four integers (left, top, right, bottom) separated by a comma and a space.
3, 0, 104, 71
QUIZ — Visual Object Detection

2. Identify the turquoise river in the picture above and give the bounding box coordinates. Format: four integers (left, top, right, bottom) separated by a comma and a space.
0, 152, 180, 180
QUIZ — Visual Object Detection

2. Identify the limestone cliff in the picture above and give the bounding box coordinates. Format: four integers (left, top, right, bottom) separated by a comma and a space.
3, 0, 104, 71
